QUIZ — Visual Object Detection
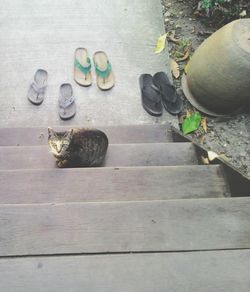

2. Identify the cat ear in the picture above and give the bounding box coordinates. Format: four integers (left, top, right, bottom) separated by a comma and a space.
48, 127, 54, 138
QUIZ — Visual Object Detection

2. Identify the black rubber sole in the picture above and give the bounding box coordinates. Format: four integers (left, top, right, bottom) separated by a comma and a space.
142, 100, 162, 117
162, 97, 183, 115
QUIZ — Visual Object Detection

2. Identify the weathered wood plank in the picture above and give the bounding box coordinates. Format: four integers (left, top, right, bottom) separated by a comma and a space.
0, 165, 229, 204
0, 250, 250, 292
0, 143, 198, 169
0, 198, 250, 256
0, 125, 173, 146
104, 143, 198, 166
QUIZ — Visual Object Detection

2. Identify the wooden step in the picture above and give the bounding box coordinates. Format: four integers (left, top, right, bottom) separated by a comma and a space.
0, 197, 249, 256
0, 143, 198, 169
1, 250, 249, 292
0, 124, 173, 146
0, 165, 230, 204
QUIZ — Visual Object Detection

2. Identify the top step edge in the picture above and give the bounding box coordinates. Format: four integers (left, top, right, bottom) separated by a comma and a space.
0, 124, 171, 130
0, 164, 222, 173
0, 124, 174, 146
0, 196, 248, 207
0, 142, 192, 148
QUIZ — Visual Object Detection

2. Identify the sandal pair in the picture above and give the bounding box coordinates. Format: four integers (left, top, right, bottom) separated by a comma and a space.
74, 48, 115, 90
139, 72, 183, 116
59, 49, 115, 120
27, 71, 76, 120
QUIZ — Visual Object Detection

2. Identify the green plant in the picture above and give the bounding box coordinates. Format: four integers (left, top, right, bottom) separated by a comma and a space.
199, 0, 245, 25
202, 0, 226, 10
202, 0, 213, 10
179, 39, 191, 52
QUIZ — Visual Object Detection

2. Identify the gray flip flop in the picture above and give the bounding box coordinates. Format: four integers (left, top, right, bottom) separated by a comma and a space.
27, 69, 48, 105
59, 83, 76, 120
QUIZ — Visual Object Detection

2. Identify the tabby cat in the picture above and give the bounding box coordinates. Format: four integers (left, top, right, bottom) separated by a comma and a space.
48, 127, 108, 168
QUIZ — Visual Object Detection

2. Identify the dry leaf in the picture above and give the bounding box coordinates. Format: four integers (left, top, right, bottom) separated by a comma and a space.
170, 59, 180, 79
167, 31, 180, 44
191, 26, 196, 34
207, 151, 219, 161
199, 135, 206, 144
184, 62, 189, 74
201, 117, 208, 133
168, 35, 180, 44
240, 10, 247, 17
219, 153, 229, 161
176, 49, 190, 62
201, 156, 209, 165
154, 33, 168, 54
186, 110, 191, 118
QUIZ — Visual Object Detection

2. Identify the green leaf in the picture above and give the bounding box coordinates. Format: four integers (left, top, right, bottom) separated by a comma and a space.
182, 112, 202, 135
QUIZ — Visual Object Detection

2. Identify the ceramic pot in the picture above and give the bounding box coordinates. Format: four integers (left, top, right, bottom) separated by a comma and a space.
182, 19, 250, 116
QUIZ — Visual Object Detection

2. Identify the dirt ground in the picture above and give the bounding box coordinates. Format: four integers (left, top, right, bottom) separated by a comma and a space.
161, 0, 250, 179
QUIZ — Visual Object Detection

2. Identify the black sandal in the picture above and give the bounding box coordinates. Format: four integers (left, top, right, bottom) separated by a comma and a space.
153, 72, 183, 115
139, 74, 163, 116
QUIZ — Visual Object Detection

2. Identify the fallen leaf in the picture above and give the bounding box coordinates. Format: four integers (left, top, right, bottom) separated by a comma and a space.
186, 110, 192, 118
182, 111, 201, 135
201, 156, 209, 165
198, 30, 213, 36
201, 117, 208, 133
207, 151, 219, 161
199, 135, 206, 144
170, 59, 180, 79
167, 32, 180, 44
176, 49, 190, 62
240, 10, 247, 17
184, 62, 189, 74
193, 10, 202, 17
154, 33, 168, 54
179, 113, 186, 124
219, 154, 229, 161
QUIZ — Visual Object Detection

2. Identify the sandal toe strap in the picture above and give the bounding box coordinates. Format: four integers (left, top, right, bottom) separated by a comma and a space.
31, 82, 47, 94
59, 95, 75, 109
75, 58, 91, 75
95, 61, 112, 79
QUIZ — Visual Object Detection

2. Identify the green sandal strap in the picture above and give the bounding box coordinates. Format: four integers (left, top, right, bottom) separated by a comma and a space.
95, 61, 112, 79
75, 58, 91, 75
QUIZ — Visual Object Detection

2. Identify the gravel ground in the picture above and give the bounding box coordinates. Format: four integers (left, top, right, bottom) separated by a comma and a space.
161, 0, 250, 179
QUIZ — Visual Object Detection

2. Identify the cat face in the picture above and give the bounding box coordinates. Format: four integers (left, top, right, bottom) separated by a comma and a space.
48, 127, 73, 158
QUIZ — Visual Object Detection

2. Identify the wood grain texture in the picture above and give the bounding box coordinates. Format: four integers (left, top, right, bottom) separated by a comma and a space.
0, 143, 198, 169
0, 198, 250, 256
0, 165, 230, 204
0, 250, 250, 292
0, 125, 173, 146
104, 143, 198, 167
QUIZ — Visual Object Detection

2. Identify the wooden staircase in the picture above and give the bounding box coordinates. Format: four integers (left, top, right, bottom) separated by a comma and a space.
0, 124, 249, 291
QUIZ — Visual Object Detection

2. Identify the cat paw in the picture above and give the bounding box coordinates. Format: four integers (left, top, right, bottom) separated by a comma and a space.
57, 160, 68, 168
